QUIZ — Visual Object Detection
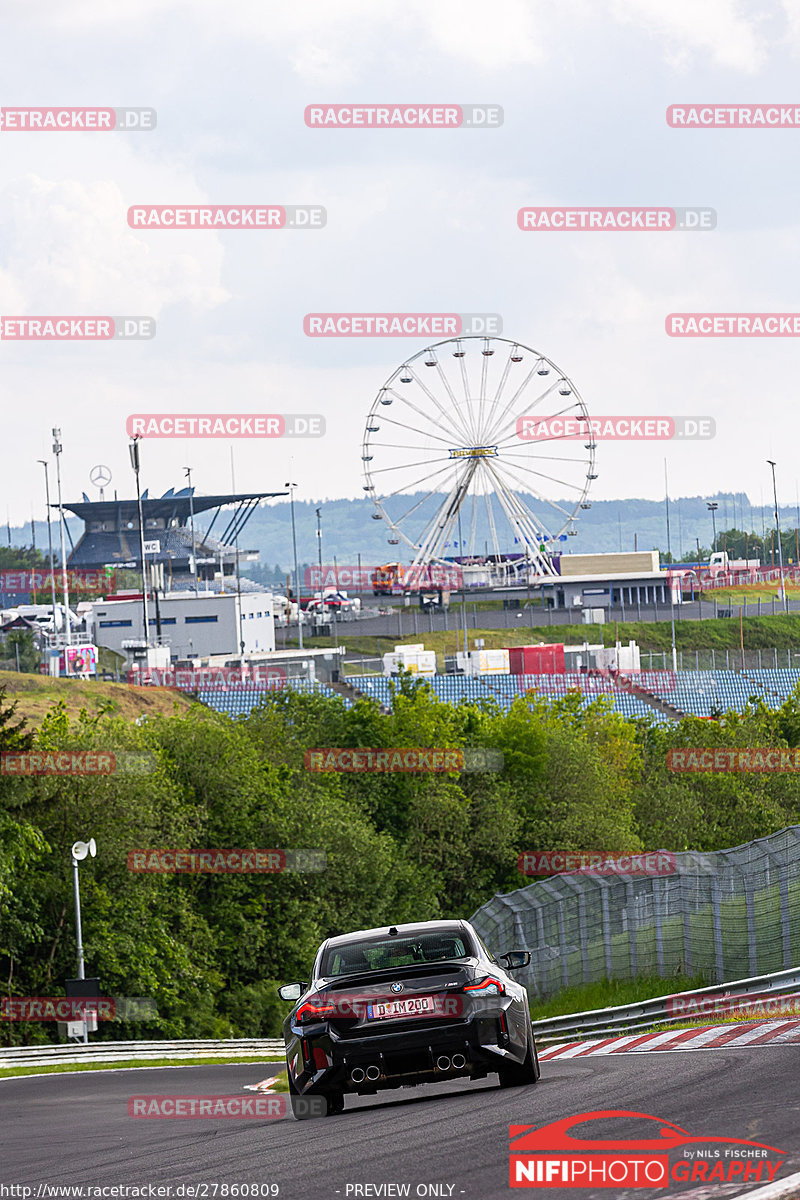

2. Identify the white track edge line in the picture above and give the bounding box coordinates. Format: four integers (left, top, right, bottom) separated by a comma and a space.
731, 1167, 800, 1200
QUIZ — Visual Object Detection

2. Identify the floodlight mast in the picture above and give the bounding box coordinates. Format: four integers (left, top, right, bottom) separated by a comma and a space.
128, 439, 151, 652
70, 838, 96, 1044
38, 459, 59, 652
52, 429, 70, 647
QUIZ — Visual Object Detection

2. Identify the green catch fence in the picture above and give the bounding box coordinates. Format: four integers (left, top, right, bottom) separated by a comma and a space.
470, 826, 800, 998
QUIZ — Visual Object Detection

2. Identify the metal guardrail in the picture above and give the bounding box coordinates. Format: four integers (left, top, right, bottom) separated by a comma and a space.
0, 1038, 285, 1070
531, 965, 800, 1044
4, 966, 800, 1068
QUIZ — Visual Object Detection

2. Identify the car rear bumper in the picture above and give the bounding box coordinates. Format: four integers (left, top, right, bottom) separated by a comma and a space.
286, 1013, 525, 1095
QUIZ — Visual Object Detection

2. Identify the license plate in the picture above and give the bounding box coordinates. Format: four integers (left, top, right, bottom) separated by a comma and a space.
366, 996, 435, 1020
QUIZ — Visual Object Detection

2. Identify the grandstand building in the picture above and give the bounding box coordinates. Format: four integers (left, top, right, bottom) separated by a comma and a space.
61, 486, 284, 590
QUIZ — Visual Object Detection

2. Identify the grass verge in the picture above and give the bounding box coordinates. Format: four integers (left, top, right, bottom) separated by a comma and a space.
531, 974, 710, 1022
0, 1056, 288, 1080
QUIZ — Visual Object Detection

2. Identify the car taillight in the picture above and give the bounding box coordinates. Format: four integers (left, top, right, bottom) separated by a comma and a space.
463, 977, 505, 996
296, 996, 336, 1023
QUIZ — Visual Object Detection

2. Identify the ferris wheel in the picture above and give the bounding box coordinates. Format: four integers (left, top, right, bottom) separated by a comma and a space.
361, 336, 596, 576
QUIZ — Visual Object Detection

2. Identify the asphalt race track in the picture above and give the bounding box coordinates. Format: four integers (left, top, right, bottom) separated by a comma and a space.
3, 1049, 799, 1200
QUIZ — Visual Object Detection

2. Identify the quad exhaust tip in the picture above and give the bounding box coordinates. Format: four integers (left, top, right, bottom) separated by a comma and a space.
451, 1053, 466, 1069
436, 1055, 451, 1071
365, 1065, 381, 1081
350, 1067, 365, 1083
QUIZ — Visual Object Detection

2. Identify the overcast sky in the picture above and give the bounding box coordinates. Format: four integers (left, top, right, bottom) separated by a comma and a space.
3, 0, 800, 528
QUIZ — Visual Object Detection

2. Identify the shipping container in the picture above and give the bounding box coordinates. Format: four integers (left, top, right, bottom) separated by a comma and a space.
506, 644, 566, 675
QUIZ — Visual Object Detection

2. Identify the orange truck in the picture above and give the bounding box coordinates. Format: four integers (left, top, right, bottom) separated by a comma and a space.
373, 563, 405, 595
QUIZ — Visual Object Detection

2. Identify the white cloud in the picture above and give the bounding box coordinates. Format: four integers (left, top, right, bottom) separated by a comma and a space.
610, 0, 767, 72
0, 175, 229, 313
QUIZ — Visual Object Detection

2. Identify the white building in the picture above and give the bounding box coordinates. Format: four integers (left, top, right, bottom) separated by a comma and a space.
89, 591, 276, 660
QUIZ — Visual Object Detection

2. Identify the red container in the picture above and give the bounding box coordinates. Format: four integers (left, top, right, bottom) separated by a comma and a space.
507, 644, 565, 675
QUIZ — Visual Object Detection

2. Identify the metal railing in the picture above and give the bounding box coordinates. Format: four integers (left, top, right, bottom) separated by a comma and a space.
0, 1038, 284, 1070
531, 965, 800, 1044
4, 969, 800, 1068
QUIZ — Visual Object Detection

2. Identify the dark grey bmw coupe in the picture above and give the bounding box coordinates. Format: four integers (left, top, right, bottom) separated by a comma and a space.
277, 919, 539, 1118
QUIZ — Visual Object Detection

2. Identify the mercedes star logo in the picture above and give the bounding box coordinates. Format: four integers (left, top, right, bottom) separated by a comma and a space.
90, 464, 112, 487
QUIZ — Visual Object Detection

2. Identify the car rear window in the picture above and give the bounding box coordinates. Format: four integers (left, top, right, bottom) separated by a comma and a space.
321, 932, 471, 977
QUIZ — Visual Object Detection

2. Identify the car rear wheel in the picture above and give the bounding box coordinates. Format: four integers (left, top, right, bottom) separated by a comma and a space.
287, 1065, 345, 1119
498, 1023, 540, 1088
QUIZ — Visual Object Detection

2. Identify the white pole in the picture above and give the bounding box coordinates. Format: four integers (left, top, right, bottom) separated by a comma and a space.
52, 429, 71, 648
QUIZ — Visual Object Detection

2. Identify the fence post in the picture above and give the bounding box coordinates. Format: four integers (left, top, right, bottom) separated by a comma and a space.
743, 872, 758, 977
557, 899, 569, 989
577, 886, 591, 984
625, 881, 638, 979
534, 903, 547, 990
778, 860, 793, 970
600, 882, 613, 979
680, 869, 693, 977
653, 878, 665, 976
711, 876, 725, 983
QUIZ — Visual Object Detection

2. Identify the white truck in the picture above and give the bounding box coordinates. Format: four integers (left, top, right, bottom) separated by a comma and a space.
707, 552, 760, 575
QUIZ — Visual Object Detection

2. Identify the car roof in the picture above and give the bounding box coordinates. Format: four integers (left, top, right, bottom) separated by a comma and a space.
321, 919, 473, 951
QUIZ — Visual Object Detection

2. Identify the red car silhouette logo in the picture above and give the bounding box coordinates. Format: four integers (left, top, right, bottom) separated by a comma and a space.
510, 1109, 783, 1154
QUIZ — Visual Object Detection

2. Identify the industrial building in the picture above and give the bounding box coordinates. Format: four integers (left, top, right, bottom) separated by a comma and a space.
88, 591, 276, 660
537, 551, 680, 611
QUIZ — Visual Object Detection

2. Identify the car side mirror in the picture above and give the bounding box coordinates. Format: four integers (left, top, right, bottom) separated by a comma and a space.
499, 951, 530, 970
278, 982, 306, 1001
